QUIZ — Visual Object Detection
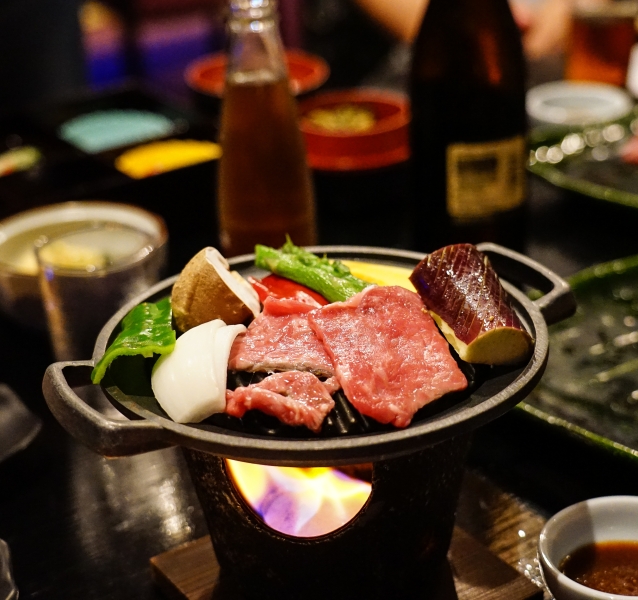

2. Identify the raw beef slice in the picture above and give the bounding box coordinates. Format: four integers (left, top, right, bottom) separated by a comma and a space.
308, 286, 467, 427
225, 371, 336, 432
229, 296, 334, 377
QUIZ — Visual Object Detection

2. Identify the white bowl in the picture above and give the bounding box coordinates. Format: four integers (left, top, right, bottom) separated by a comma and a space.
538, 495, 638, 600
526, 82, 633, 127
0, 201, 168, 329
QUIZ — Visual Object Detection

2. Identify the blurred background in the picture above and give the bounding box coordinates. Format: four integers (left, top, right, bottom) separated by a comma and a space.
6, 1, 638, 599
0, 0, 580, 272
0, 0, 574, 109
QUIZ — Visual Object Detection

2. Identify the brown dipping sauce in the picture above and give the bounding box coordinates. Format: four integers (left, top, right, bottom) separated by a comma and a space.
560, 541, 638, 596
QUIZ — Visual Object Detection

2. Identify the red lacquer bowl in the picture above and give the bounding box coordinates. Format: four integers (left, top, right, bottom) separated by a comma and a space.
298, 88, 411, 172
185, 49, 330, 98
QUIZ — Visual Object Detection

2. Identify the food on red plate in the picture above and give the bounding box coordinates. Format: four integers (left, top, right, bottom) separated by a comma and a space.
304, 104, 376, 133
225, 371, 336, 432
171, 247, 260, 332
410, 244, 533, 366
308, 286, 468, 428
229, 296, 335, 377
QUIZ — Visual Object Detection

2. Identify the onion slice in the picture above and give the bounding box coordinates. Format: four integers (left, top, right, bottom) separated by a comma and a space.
151, 319, 246, 422
212, 324, 246, 400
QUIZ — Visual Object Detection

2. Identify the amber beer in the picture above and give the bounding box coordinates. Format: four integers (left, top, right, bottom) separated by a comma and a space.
217, 74, 316, 257
217, 0, 317, 257
565, 1, 637, 87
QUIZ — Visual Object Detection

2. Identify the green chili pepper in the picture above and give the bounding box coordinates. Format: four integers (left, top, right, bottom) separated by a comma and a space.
91, 296, 176, 384
254, 238, 370, 303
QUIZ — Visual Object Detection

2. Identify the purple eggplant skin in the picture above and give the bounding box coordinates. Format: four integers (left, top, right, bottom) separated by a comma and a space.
410, 244, 533, 365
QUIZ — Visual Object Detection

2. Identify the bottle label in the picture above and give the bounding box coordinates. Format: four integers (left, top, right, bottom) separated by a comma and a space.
446, 135, 526, 219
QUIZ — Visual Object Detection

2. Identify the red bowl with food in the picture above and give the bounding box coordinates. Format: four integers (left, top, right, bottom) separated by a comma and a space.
299, 88, 411, 171
185, 49, 330, 98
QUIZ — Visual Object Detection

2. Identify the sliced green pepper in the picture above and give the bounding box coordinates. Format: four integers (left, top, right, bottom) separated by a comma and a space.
254, 238, 370, 303
91, 296, 176, 384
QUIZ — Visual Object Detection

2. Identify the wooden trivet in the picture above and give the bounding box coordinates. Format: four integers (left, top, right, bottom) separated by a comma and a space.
150, 526, 543, 600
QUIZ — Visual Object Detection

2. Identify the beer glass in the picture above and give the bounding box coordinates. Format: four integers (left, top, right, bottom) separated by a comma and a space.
565, 0, 637, 87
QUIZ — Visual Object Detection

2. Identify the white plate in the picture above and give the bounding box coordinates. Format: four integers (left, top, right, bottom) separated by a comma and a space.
526, 81, 633, 127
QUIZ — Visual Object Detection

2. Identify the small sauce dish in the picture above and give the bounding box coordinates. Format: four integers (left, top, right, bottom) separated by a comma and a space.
538, 496, 638, 599
526, 82, 633, 128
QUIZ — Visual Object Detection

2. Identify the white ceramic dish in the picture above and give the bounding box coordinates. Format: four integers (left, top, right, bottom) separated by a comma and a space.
0, 201, 168, 329
526, 82, 633, 127
538, 495, 638, 600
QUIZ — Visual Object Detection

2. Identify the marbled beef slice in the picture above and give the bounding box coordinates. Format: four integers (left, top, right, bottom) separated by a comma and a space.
229, 296, 334, 377
308, 286, 467, 428
225, 371, 336, 432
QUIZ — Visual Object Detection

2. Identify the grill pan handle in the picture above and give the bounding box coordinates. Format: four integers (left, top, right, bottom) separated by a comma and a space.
477, 242, 576, 326
43, 361, 171, 456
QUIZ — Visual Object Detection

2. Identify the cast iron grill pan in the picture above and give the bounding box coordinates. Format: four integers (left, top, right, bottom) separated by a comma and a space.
105, 351, 481, 439
43, 244, 576, 466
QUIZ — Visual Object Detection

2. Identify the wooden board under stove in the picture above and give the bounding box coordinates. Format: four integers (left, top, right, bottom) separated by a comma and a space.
151, 526, 543, 600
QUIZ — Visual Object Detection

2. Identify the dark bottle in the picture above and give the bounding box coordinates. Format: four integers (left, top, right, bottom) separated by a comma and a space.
409, 0, 527, 252
217, 0, 317, 258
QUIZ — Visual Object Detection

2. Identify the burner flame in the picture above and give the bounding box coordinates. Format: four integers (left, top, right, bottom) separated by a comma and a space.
226, 460, 372, 538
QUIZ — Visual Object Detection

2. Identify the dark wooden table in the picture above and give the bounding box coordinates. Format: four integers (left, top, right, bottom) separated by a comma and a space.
4, 5, 638, 592
4, 167, 638, 598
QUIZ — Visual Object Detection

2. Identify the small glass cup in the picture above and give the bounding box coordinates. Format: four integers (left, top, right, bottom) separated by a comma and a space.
36, 222, 166, 361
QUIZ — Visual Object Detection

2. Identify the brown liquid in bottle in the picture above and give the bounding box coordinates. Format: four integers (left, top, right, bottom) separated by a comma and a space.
217, 75, 317, 257
409, 0, 528, 252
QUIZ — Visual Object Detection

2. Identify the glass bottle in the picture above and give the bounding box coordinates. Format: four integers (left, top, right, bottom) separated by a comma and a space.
217, 0, 317, 257
408, 0, 527, 252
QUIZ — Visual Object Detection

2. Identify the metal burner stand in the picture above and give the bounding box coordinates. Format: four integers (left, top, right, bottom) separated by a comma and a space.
184, 435, 471, 600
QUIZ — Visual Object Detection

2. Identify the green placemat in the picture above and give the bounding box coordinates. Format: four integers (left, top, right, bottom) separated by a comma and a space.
528, 108, 638, 209
522, 255, 638, 461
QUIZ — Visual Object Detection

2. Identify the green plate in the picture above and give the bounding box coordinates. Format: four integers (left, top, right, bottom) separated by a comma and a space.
528, 108, 638, 209
521, 255, 638, 462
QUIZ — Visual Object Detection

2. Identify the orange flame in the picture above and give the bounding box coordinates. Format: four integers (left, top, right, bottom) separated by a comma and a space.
226, 460, 372, 538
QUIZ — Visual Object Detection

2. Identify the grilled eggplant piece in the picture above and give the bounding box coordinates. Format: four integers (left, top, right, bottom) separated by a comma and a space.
410, 244, 533, 366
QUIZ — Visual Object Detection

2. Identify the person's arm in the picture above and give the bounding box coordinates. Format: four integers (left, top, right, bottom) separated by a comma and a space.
522, 0, 572, 60
352, 0, 571, 60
